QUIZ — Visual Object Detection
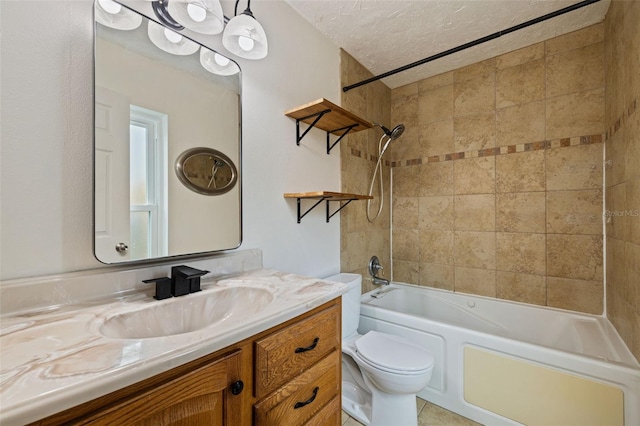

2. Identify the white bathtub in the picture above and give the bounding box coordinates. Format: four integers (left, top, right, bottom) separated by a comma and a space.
358, 283, 640, 425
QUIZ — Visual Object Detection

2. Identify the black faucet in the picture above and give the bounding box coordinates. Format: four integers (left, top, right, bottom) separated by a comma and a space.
143, 265, 209, 300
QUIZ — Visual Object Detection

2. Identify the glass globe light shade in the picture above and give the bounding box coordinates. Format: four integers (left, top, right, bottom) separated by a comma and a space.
95, 0, 142, 30
199, 47, 240, 76
167, 0, 225, 35
222, 12, 268, 60
147, 21, 199, 55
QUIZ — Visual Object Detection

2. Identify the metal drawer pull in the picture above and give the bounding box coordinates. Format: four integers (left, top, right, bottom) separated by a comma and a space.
295, 337, 320, 353
294, 387, 319, 409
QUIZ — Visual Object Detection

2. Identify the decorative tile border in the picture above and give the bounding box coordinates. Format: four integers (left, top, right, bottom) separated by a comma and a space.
349, 96, 636, 167
352, 133, 603, 168
606, 97, 637, 141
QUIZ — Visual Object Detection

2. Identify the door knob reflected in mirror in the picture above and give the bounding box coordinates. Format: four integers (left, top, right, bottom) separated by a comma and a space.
115, 243, 128, 253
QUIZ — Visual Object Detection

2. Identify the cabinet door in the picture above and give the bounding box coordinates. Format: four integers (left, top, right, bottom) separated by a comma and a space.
79, 350, 244, 426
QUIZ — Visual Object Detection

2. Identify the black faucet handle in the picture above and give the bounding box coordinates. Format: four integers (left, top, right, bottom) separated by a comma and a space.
171, 265, 210, 295
143, 277, 173, 300
171, 265, 210, 278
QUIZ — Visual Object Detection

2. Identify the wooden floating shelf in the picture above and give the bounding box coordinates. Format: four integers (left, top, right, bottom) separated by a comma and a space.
284, 98, 373, 154
283, 191, 373, 223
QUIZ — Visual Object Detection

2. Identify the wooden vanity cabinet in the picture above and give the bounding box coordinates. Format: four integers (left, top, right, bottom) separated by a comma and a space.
31, 298, 341, 426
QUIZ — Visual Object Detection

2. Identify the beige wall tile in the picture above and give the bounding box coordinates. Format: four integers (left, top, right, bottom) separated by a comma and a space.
454, 157, 495, 194
454, 73, 495, 117
419, 84, 453, 124
454, 231, 496, 269
393, 259, 419, 284
454, 58, 496, 82
496, 192, 546, 233
496, 232, 546, 275
393, 197, 419, 229
419, 196, 454, 230
627, 177, 640, 245
419, 71, 454, 91
605, 182, 631, 239
419, 230, 454, 264
391, 82, 418, 102
496, 271, 546, 305
625, 110, 640, 180
454, 113, 496, 152
454, 194, 496, 231
393, 165, 420, 197
496, 150, 545, 192
606, 236, 626, 295
496, 59, 545, 108
496, 101, 545, 146
547, 276, 603, 314
455, 267, 497, 297
545, 88, 604, 139
497, 42, 544, 69
545, 23, 604, 56
546, 189, 603, 235
419, 262, 454, 291
624, 242, 639, 311
393, 229, 419, 261
547, 234, 603, 281
419, 119, 454, 157
546, 42, 604, 98
546, 144, 603, 191
418, 162, 454, 196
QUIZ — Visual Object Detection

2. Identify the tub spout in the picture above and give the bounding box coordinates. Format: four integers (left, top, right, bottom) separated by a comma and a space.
372, 276, 390, 286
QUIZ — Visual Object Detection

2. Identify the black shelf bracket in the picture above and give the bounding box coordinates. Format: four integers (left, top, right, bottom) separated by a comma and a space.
326, 199, 354, 222
295, 197, 327, 223
327, 124, 359, 154
296, 109, 331, 146
294, 196, 358, 223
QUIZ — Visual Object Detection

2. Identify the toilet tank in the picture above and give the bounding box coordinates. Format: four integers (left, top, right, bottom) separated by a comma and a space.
325, 273, 362, 339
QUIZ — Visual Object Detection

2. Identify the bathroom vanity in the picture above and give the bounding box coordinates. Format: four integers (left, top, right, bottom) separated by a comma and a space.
0, 251, 346, 426
31, 300, 341, 426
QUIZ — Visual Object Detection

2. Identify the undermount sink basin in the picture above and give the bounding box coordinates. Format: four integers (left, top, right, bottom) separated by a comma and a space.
99, 286, 274, 339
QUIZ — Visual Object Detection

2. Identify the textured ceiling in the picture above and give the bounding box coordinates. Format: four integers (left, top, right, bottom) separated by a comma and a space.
286, 0, 610, 89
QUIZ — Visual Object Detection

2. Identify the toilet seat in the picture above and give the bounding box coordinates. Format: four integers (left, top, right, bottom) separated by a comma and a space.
355, 331, 434, 375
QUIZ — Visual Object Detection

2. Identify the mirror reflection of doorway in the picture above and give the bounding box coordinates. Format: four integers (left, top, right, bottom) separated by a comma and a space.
129, 106, 168, 260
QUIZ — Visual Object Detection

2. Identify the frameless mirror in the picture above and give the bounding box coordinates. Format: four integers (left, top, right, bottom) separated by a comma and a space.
94, 1, 241, 264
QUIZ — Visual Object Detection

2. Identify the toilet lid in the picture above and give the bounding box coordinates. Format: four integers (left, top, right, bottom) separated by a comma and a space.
355, 331, 434, 373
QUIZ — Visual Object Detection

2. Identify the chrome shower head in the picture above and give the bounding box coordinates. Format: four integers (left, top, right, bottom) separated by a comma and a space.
374, 123, 405, 140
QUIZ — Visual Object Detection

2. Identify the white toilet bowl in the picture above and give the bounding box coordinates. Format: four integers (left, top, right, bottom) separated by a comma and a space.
327, 273, 434, 426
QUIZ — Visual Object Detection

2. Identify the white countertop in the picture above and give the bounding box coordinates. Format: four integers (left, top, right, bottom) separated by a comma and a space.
0, 268, 346, 425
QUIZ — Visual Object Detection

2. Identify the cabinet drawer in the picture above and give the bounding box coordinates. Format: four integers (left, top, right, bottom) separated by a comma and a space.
255, 304, 340, 397
304, 395, 341, 426
254, 351, 340, 426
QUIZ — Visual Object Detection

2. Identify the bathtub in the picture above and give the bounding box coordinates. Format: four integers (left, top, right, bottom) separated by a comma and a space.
358, 283, 640, 426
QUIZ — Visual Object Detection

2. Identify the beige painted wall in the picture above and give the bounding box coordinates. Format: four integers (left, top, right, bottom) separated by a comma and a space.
604, 0, 640, 362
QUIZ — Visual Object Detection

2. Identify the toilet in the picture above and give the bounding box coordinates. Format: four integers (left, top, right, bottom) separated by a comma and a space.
327, 273, 434, 426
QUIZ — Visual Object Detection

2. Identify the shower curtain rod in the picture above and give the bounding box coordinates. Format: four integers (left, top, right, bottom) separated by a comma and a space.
342, 0, 602, 92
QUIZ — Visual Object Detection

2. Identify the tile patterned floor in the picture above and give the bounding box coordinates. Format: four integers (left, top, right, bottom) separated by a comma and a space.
341, 397, 482, 426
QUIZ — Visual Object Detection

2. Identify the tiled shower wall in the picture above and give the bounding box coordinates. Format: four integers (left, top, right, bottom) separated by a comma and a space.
340, 50, 392, 292
604, 0, 640, 360
388, 24, 606, 314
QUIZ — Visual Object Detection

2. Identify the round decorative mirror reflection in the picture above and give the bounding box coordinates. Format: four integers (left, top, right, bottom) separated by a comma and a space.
175, 147, 238, 195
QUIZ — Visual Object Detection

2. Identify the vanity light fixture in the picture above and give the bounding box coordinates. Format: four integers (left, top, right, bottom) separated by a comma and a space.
222, 0, 268, 60
95, 0, 142, 30
200, 47, 240, 75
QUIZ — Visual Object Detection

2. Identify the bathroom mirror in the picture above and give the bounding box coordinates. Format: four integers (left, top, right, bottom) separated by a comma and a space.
94, 1, 242, 264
